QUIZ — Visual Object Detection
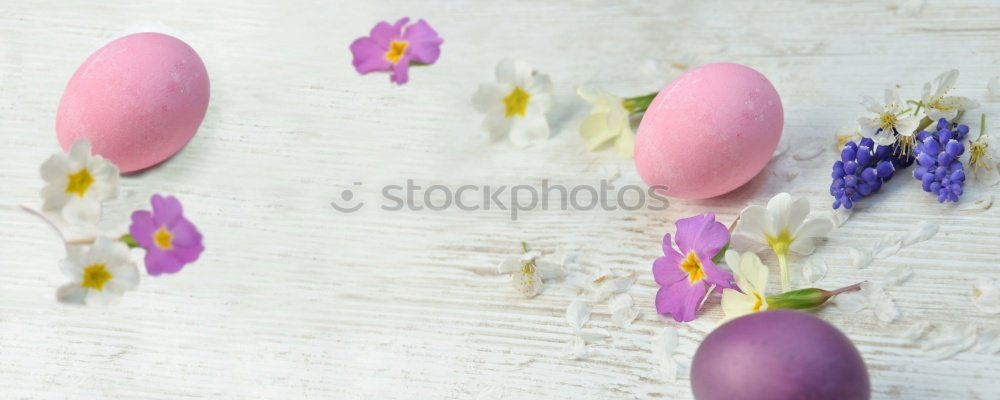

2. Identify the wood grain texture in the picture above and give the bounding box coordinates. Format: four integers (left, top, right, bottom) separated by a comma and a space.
1, 0, 999, 398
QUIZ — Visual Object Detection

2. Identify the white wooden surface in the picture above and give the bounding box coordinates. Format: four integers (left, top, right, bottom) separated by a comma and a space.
1, 0, 999, 398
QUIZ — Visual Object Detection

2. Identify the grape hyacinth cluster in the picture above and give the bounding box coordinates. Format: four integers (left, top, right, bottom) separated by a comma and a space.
913, 118, 968, 203
830, 135, 914, 209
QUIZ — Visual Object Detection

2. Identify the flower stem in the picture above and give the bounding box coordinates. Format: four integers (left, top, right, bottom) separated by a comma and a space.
827, 282, 864, 296
64, 234, 139, 248
520, 240, 529, 253
622, 92, 658, 114
777, 251, 790, 292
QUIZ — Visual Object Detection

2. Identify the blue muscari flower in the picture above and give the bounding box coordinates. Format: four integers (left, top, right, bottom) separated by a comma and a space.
913, 118, 967, 203
831, 136, 898, 209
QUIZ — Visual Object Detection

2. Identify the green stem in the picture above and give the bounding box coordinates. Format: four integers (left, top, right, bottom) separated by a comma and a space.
980, 113, 987, 140
622, 92, 658, 113
777, 251, 790, 293
120, 233, 139, 248
520, 240, 529, 253
766, 282, 864, 310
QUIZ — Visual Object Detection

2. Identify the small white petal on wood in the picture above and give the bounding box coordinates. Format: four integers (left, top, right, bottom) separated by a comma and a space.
566, 299, 591, 332
609, 294, 639, 328
849, 247, 873, 269
902, 221, 939, 247
921, 324, 979, 360
802, 259, 828, 286
972, 278, 1000, 314
884, 266, 914, 286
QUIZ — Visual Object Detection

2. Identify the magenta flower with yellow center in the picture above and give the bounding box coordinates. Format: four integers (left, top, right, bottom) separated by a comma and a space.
129, 194, 204, 275
652, 213, 734, 322
349, 17, 443, 85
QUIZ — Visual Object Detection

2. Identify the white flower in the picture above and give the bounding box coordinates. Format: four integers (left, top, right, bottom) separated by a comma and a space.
576, 86, 635, 158
858, 88, 921, 149
472, 59, 553, 147
56, 237, 139, 306
497, 244, 563, 298
732, 193, 834, 292
40, 140, 119, 225
720, 250, 769, 322
968, 117, 1000, 183
922, 69, 979, 122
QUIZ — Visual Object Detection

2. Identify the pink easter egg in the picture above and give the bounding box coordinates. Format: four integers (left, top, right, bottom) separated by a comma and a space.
56, 32, 210, 173
634, 63, 782, 199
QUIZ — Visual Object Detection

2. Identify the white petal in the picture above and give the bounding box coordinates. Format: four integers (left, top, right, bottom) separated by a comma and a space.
921, 323, 978, 360
566, 299, 591, 332
110, 262, 140, 290
495, 58, 532, 87
566, 335, 587, 360
802, 259, 828, 286
799, 214, 837, 239
507, 113, 550, 148
61, 197, 102, 226
867, 283, 898, 323
988, 76, 1000, 100
613, 128, 636, 158
858, 117, 881, 137
904, 321, 933, 341
723, 250, 741, 274
733, 204, 771, 246
870, 130, 897, 147
68, 140, 92, 165
721, 289, 757, 321
849, 247, 872, 269
826, 207, 852, 228
528, 73, 553, 97
934, 69, 959, 98
609, 294, 638, 328
497, 257, 521, 274
651, 327, 679, 382
590, 274, 635, 303
894, 115, 921, 136
56, 284, 87, 305
535, 261, 565, 280
959, 194, 993, 211
40, 154, 72, 183
860, 96, 883, 114
972, 277, 1000, 314
40, 183, 72, 212
737, 252, 768, 294
833, 287, 869, 314
939, 96, 979, 111
765, 192, 794, 233
472, 83, 506, 113
902, 221, 938, 246
871, 232, 903, 260
788, 237, 816, 255
884, 88, 902, 106
922, 81, 933, 104
651, 326, 678, 357
481, 109, 513, 142
884, 266, 913, 286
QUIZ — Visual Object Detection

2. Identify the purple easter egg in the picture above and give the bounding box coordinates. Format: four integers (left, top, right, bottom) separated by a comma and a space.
691, 310, 870, 400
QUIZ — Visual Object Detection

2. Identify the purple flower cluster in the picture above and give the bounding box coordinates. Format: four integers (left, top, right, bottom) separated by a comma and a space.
913, 118, 968, 203
830, 136, 913, 209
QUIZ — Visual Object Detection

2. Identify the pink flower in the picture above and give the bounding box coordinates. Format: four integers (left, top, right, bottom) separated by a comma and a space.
652, 213, 735, 322
129, 194, 204, 275
350, 17, 443, 85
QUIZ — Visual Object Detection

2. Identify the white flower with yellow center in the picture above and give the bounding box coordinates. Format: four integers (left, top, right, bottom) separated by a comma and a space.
472, 59, 553, 147
56, 237, 139, 306
39, 140, 119, 225
731, 193, 833, 292
720, 250, 769, 322
858, 89, 921, 153
576, 86, 635, 158
922, 69, 979, 123
968, 114, 1000, 184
